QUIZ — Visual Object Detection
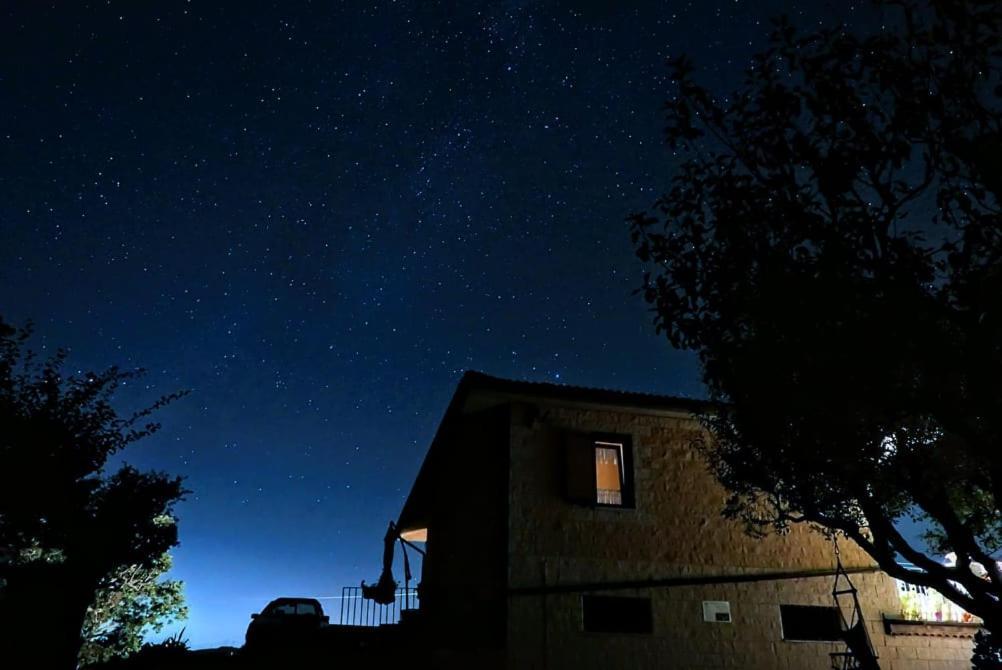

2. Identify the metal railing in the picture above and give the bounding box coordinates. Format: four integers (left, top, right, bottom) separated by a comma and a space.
338, 586, 419, 627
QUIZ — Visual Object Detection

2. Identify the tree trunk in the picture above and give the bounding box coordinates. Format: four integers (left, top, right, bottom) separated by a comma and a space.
0, 563, 95, 669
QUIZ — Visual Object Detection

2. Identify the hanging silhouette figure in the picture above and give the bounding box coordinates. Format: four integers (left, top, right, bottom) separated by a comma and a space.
361, 521, 399, 605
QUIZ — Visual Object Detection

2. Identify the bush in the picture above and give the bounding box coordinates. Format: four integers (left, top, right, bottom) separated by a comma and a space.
973, 630, 1002, 670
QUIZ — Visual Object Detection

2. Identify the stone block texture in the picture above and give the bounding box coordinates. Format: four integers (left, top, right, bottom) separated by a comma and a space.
503, 400, 974, 670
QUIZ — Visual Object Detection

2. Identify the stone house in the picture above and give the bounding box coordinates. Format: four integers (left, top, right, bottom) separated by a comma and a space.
390, 371, 978, 669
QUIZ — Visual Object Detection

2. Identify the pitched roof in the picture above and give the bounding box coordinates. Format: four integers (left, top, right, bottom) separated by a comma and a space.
457, 370, 712, 414
395, 371, 712, 531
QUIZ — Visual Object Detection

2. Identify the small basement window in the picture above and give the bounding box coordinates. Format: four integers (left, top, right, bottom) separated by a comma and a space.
564, 433, 634, 508
582, 595, 652, 634
780, 605, 843, 642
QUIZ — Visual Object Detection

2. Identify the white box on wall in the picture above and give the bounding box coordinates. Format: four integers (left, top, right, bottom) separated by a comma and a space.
702, 600, 732, 623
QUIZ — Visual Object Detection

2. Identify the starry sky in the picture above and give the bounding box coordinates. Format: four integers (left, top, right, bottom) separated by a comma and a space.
2, 0, 877, 649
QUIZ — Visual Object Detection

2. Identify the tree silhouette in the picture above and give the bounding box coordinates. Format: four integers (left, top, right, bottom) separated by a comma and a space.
973, 629, 1002, 670
0, 318, 187, 668
631, 0, 1002, 642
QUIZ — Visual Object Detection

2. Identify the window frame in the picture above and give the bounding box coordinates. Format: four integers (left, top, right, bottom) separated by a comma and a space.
563, 432, 635, 509
592, 433, 634, 509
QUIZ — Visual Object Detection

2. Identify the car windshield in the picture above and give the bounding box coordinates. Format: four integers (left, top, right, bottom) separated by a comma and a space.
266, 601, 319, 616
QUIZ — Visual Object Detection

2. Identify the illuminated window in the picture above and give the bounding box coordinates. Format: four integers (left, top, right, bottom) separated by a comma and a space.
564, 434, 634, 508
595, 443, 624, 505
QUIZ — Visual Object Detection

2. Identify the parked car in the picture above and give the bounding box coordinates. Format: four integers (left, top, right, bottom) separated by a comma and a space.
245, 597, 329, 649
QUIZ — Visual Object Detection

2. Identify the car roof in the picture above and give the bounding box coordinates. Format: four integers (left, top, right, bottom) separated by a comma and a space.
265, 597, 322, 606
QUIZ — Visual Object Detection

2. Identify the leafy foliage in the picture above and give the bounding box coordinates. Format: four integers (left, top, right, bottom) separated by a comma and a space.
79, 553, 187, 666
974, 630, 1002, 669
973, 630, 1002, 670
134, 628, 190, 658
630, 0, 1002, 631
0, 317, 188, 668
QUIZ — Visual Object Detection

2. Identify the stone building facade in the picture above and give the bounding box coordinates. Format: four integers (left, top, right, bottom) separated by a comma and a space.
393, 372, 978, 670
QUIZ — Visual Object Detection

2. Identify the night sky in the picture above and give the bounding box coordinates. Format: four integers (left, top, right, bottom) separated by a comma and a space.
3, 0, 876, 648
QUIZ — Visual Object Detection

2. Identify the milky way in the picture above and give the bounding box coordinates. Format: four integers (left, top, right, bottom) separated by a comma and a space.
1, 0, 873, 647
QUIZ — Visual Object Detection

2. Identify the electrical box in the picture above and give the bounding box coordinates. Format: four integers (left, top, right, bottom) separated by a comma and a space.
702, 600, 732, 623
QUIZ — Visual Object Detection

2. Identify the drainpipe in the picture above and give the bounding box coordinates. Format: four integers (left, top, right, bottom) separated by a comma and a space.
541, 559, 549, 670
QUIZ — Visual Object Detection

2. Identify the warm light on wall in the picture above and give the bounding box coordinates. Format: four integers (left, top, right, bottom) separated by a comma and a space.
400, 527, 428, 542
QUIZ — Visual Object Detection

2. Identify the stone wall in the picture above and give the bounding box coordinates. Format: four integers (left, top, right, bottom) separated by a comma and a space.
418, 404, 511, 653
505, 400, 974, 670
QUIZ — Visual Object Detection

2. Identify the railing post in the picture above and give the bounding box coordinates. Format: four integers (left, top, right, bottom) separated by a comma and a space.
336, 585, 420, 627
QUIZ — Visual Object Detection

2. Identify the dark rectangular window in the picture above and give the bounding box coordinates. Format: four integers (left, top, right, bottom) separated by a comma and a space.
582, 595, 652, 634
564, 433, 634, 508
780, 605, 843, 641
